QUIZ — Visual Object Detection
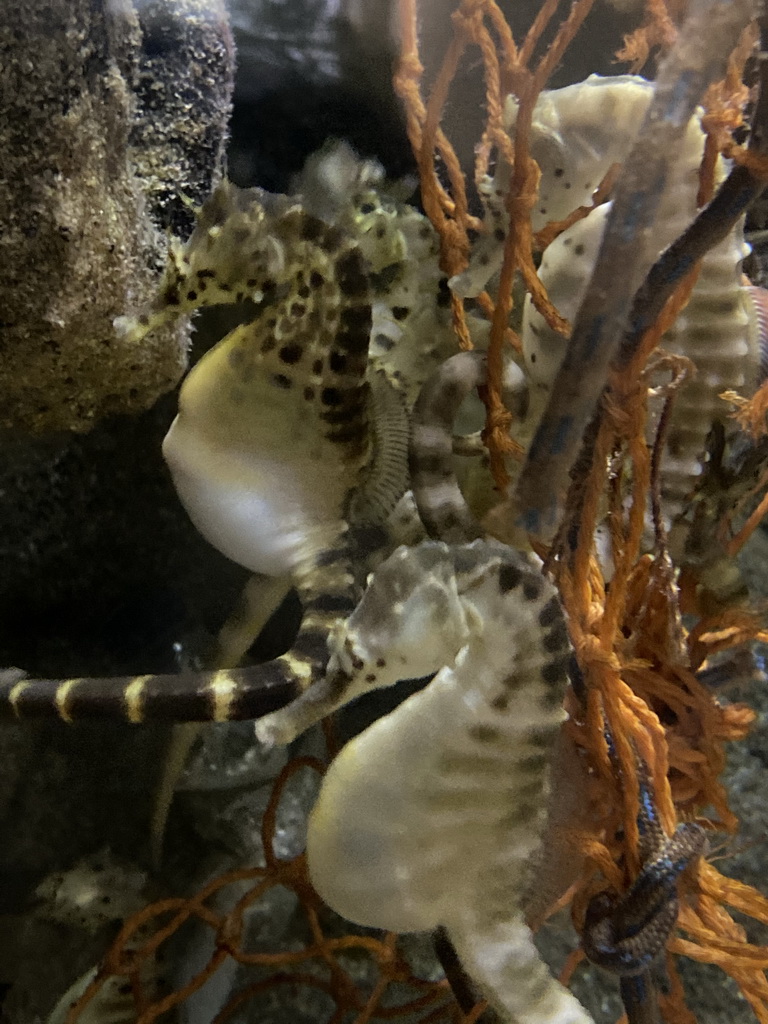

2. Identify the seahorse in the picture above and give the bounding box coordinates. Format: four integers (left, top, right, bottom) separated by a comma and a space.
1, 177, 411, 721
447, 76, 762, 545
273, 539, 594, 1024
511, 76, 759, 536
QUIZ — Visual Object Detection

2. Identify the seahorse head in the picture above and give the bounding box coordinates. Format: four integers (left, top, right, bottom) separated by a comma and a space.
326, 542, 471, 690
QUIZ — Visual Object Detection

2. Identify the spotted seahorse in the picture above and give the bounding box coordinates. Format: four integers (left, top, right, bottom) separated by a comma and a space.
1, 178, 412, 721
265, 539, 592, 1024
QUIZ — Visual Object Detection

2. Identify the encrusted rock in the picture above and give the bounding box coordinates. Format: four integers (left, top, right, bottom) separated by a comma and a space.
0, 0, 234, 432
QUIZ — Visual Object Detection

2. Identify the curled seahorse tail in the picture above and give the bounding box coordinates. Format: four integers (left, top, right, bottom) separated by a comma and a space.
410, 350, 488, 542
448, 914, 595, 1024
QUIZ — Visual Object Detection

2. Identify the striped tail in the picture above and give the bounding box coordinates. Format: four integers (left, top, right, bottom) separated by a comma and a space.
409, 351, 488, 543
0, 540, 360, 724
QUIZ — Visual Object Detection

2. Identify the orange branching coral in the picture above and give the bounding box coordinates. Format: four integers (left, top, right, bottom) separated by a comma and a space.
64, 750, 487, 1024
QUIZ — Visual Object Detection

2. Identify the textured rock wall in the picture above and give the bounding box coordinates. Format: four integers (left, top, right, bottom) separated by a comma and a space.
0, 0, 234, 432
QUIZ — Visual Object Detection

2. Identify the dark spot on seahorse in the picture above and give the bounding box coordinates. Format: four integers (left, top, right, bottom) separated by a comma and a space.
518, 752, 548, 773
392, 306, 409, 321
290, 302, 306, 317
491, 692, 510, 711
499, 669, 527, 693
228, 348, 245, 368
523, 577, 542, 601
541, 655, 570, 688
304, 386, 315, 401
219, 282, 232, 292
365, 673, 377, 683
312, 359, 323, 375
298, 284, 310, 298
564, 182, 571, 190
538, 596, 561, 628
543, 620, 569, 653
336, 250, 369, 297
376, 657, 386, 668
437, 278, 451, 307
468, 724, 501, 743
279, 344, 303, 365
374, 332, 395, 351
261, 338, 276, 354
498, 563, 522, 593
299, 216, 326, 242
574, 244, 585, 256
321, 387, 343, 406
336, 327, 370, 355
186, 289, 198, 301
494, 228, 505, 242
321, 226, 346, 252
554, 167, 564, 178
563, 237, 572, 246
272, 373, 292, 389
197, 268, 216, 279
329, 351, 347, 373
360, 202, 376, 214
310, 270, 325, 289
502, 802, 538, 828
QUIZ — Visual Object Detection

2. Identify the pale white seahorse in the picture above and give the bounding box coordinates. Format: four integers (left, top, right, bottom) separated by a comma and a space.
460, 75, 760, 538
257, 539, 592, 1024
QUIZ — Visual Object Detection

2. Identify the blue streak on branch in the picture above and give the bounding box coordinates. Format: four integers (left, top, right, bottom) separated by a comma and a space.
513, 0, 755, 541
